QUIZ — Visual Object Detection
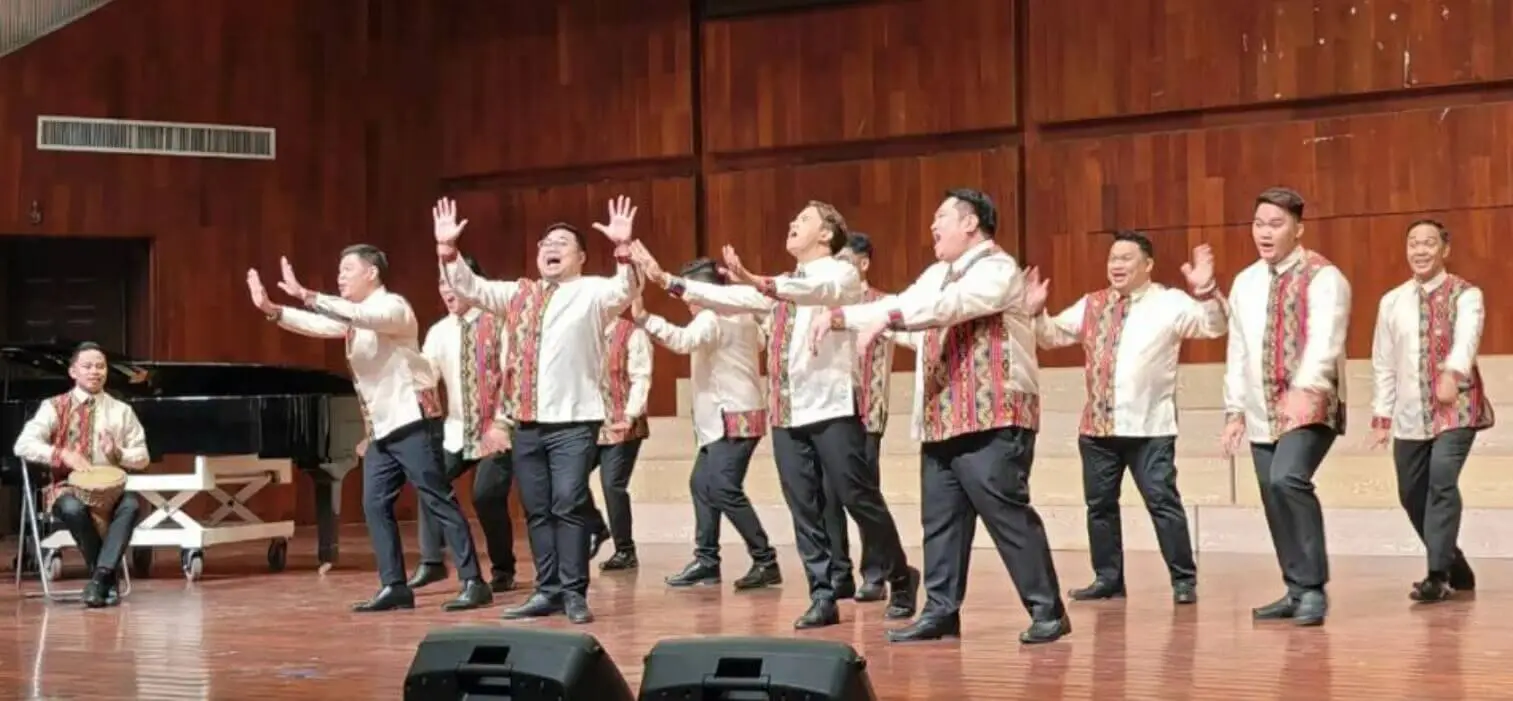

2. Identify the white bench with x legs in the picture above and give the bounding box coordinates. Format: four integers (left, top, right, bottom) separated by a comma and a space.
38, 454, 295, 581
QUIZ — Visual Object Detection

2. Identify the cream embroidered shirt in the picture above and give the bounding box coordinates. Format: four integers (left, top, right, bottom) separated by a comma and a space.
441, 258, 638, 424
1370, 272, 1486, 440
14, 387, 151, 470
1036, 283, 1227, 437
643, 309, 767, 447
1223, 247, 1352, 443
277, 287, 438, 441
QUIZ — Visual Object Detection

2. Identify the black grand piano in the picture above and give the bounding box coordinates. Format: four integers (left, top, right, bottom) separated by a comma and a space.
1, 341, 365, 579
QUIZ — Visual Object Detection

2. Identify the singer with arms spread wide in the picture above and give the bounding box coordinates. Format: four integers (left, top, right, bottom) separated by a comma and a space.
246, 245, 490, 613
627, 256, 782, 590
631, 202, 919, 631
432, 196, 640, 624
814, 188, 1070, 645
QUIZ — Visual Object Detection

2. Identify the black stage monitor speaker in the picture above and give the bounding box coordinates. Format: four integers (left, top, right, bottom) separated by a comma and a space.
638, 636, 877, 700
403, 627, 634, 701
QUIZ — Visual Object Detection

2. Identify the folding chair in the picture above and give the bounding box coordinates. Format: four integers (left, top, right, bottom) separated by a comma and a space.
13, 459, 132, 602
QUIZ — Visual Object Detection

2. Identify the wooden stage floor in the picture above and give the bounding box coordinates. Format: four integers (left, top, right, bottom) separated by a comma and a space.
2, 526, 1509, 700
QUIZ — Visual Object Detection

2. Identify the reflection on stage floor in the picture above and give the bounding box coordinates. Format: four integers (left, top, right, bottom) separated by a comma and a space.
3, 527, 1510, 700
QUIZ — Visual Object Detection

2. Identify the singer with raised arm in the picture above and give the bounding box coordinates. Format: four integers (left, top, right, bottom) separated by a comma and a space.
432, 196, 639, 624
1369, 219, 1491, 603
245, 245, 490, 614
632, 201, 919, 631
409, 254, 519, 595
13, 342, 149, 608
812, 188, 1070, 645
1030, 231, 1227, 606
1220, 187, 1351, 627
625, 255, 782, 590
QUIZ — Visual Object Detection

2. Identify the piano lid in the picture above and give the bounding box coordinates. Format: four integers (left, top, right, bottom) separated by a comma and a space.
0, 341, 355, 400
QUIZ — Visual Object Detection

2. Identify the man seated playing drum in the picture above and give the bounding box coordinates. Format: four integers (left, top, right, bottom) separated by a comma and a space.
13, 341, 150, 607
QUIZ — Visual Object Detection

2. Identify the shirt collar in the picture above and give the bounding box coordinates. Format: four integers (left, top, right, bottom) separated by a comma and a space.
1113, 281, 1158, 302
1269, 246, 1307, 275
949, 240, 997, 274
71, 387, 100, 404
1416, 270, 1448, 293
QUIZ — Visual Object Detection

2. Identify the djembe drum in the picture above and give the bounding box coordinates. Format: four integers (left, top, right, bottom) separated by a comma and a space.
65, 466, 128, 533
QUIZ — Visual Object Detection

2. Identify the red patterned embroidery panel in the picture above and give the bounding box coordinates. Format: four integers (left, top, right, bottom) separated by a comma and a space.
1077, 290, 1130, 436
915, 247, 1037, 441
470, 313, 506, 438
599, 318, 651, 445
856, 286, 893, 434
1259, 251, 1346, 441
42, 393, 99, 510
1419, 275, 1496, 435
722, 409, 768, 439
765, 269, 804, 427
505, 280, 559, 423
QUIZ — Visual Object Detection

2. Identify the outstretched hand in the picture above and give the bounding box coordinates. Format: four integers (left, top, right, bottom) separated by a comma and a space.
628, 241, 667, 286
1181, 244, 1216, 291
277, 257, 313, 303
721, 245, 757, 285
246, 269, 275, 313
593, 196, 637, 244
1022, 266, 1050, 315
433, 197, 468, 245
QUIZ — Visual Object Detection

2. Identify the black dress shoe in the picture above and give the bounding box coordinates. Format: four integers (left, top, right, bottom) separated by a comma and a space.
407, 563, 448, 589
1251, 594, 1298, 620
794, 599, 840, 629
501, 593, 562, 619
563, 594, 594, 624
352, 585, 416, 613
832, 578, 857, 600
885, 614, 961, 643
1410, 577, 1453, 604
666, 561, 721, 587
443, 579, 494, 611
1173, 581, 1197, 605
1019, 615, 1072, 644
884, 567, 920, 620
600, 550, 638, 571
1293, 590, 1327, 626
489, 575, 517, 593
1069, 579, 1125, 601
733, 562, 782, 590
589, 529, 611, 560
1449, 558, 1476, 591
81, 578, 109, 609
855, 581, 887, 602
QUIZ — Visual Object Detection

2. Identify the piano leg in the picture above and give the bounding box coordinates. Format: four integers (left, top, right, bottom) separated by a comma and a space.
305, 459, 358, 570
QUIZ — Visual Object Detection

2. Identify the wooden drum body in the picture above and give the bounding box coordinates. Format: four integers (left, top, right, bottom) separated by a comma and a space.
65, 466, 128, 531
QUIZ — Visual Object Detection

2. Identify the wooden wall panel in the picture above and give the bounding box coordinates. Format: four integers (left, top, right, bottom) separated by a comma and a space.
1028, 101, 1513, 366
442, 178, 699, 416
704, 148, 1019, 369
701, 0, 1017, 153
0, 0, 444, 528
1027, 101, 1513, 238
1029, 0, 1513, 124
436, 0, 694, 178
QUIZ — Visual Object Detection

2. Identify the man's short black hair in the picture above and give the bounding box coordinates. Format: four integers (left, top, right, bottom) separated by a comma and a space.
1255, 187, 1305, 221
70, 341, 105, 366
340, 243, 390, 282
1112, 230, 1154, 258
542, 222, 586, 251
847, 232, 873, 258
944, 188, 997, 237
680, 257, 726, 285
1407, 218, 1450, 243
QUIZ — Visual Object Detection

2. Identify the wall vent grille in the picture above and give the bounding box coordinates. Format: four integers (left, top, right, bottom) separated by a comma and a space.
37, 116, 276, 160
